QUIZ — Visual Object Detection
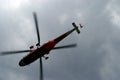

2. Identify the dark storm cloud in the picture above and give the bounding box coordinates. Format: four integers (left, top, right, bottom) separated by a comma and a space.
0, 0, 120, 80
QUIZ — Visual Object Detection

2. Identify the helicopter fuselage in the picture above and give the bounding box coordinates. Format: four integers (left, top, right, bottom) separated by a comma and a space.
19, 40, 55, 66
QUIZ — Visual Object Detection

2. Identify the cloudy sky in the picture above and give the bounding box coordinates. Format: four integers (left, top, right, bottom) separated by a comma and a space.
0, 0, 120, 80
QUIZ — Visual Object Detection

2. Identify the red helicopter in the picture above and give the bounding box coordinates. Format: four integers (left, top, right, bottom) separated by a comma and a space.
1, 12, 83, 67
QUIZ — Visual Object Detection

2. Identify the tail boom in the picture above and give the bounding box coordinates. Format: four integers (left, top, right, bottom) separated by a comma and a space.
53, 22, 81, 44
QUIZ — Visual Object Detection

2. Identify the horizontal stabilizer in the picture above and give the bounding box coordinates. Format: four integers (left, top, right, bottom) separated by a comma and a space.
72, 22, 80, 34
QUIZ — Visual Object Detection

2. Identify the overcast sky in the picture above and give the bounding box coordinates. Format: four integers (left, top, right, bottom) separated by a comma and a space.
0, 0, 120, 80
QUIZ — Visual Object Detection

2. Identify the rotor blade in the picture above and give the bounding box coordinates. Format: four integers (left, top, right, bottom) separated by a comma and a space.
33, 12, 43, 80
53, 44, 77, 50
0, 50, 31, 55
33, 12, 40, 43
40, 57, 43, 80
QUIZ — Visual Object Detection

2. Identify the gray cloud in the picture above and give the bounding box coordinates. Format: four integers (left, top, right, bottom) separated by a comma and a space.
0, 0, 120, 80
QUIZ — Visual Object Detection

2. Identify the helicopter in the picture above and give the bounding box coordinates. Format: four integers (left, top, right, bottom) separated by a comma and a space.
1, 12, 83, 67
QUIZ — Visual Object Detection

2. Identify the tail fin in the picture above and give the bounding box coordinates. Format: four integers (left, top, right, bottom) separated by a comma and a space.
72, 22, 80, 34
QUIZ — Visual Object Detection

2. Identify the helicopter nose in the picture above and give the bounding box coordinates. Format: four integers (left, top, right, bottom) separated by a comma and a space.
19, 59, 26, 67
